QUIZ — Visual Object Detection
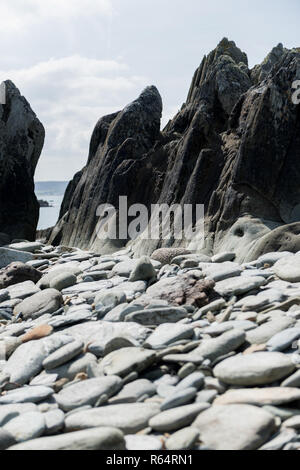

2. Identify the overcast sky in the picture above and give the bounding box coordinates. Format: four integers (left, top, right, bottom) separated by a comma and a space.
0, 0, 299, 181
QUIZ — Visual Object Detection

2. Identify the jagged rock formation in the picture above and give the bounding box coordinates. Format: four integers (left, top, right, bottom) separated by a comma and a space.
50, 39, 300, 262
0, 81, 45, 242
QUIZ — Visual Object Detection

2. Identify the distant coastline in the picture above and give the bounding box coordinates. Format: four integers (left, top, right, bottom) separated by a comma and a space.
35, 181, 68, 230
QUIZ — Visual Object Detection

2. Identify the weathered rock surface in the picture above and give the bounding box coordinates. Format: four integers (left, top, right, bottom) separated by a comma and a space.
0, 262, 42, 289
49, 40, 300, 262
0, 81, 44, 241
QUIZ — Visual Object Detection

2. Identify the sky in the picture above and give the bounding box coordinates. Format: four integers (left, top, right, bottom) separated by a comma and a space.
0, 0, 299, 181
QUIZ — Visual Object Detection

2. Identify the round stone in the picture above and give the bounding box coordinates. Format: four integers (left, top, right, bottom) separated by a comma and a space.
213, 352, 295, 386
193, 405, 276, 450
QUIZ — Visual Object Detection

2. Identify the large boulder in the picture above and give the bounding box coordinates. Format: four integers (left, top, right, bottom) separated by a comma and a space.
0, 262, 42, 289
49, 86, 162, 252
50, 39, 300, 261
0, 81, 44, 241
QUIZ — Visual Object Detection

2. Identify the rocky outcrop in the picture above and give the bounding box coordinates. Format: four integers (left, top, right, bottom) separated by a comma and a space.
50, 39, 300, 262
0, 81, 45, 242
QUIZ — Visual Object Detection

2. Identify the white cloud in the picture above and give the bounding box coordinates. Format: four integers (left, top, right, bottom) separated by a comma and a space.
0, 55, 149, 180
0, 0, 113, 33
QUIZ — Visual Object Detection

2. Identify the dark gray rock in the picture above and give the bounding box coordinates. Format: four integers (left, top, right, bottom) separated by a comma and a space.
48, 40, 300, 262
0, 81, 44, 241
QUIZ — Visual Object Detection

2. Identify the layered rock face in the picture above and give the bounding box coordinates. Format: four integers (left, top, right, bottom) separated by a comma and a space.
0, 81, 45, 242
50, 39, 300, 262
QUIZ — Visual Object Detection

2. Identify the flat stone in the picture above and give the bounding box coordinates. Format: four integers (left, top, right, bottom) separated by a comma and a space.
114, 281, 147, 298
65, 403, 160, 434
8, 427, 125, 450
49, 273, 77, 291
49, 310, 94, 329
21, 324, 53, 343
144, 323, 194, 349
61, 280, 113, 295
43, 353, 97, 381
267, 328, 300, 352
178, 363, 197, 379
166, 427, 199, 450
100, 347, 156, 377
214, 276, 266, 297
172, 254, 210, 266
112, 259, 140, 277
202, 262, 242, 282
160, 387, 197, 411
256, 252, 293, 268
103, 303, 143, 323
0, 403, 37, 426
109, 379, 156, 404
196, 390, 218, 403
259, 429, 297, 450
176, 372, 205, 391
125, 435, 163, 450
149, 403, 210, 432
215, 388, 300, 406
193, 405, 276, 450
274, 254, 300, 282
157, 384, 177, 398
94, 288, 126, 308
3, 334, 74, 384
193, 299, 226, 320
55, 376, 122, 411
43, 340, 84, 370
193, 329, 246, 361
57, 321, 151, 357
204, 321, 256, 336
0, 248, 34, 268
14, 288, 63, 320
4, 411, 46, 443
38, 267, 78, 289
0, 386, 53, 405
214, 352, 295, 386
212, 252, 236, 263
7, 280, 40, 300
27, 259, 49, 269
7, 242, 43, 253
246, 316, 295, 345
83, 271, 108, 281
163, 353, 204, 365
125, 307, 187, 325
44, 409, 65, 435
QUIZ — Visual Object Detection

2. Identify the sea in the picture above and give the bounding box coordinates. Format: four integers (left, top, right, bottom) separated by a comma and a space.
35, 181, 69, 230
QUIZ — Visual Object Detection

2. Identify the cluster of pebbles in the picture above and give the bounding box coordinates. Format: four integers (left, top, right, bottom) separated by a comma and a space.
1, 243, 300, 450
